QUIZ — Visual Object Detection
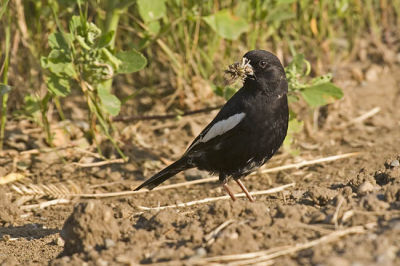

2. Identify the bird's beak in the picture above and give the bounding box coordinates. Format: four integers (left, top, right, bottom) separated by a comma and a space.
224, 57, 254, 85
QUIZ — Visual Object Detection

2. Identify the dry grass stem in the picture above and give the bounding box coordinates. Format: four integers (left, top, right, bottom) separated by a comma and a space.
350, 107, 380, 124
11, 181, 82, 199
253, 152, 361, 175
332, 196, 345, 228
137, 183, 295, 210
20, 145, 75, 155
73, 158, 126, 167
21, 198, 71, 210
205, 219, 235, 246
73, 148, 105, 159
191, 224, 374, 265
336, 107, 380, 129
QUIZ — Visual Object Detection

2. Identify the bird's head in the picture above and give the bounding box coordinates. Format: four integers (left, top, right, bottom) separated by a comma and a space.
225, 50, 287, 94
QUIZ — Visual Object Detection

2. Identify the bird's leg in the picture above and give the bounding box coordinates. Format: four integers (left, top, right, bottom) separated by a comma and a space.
235, 179, 255, 202
220, 174, 236, 201
222, 183, 237, 201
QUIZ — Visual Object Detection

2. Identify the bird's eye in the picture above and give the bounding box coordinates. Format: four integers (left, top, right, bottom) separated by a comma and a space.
259, 61, 268, 68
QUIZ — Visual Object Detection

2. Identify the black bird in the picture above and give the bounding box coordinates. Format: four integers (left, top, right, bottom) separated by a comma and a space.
135, 50, 289, 202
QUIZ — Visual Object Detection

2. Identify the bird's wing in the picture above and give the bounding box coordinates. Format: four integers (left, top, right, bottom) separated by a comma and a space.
183, 85, 249, 156
184, 111, 247, 155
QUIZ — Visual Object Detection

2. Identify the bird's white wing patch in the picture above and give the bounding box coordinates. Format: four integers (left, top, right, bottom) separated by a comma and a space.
202, 113, 246, 142
185, 112, 246, 153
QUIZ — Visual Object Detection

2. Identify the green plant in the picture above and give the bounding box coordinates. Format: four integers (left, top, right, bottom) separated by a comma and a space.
285, 53, 343, 107
40, 11, 146, 157
283, 52, 343, 150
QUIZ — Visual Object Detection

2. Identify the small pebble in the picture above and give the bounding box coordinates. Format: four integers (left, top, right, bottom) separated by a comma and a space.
97, 258, 109, 266
390, 160, 399, 167
104, 238, 115, 249
195, 247, 207, 257
358, 181, 375, 194
324, 256, 350, 266
55, 237, 65, 247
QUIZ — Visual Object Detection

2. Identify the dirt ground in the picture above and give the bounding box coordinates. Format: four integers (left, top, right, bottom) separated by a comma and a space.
1, 62, 400, 265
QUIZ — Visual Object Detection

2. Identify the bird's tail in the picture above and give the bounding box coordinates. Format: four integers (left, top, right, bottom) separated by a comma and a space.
134, 157, 190, 191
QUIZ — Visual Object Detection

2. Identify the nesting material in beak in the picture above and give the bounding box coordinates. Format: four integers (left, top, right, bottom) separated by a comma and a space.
224, 57, 254, 85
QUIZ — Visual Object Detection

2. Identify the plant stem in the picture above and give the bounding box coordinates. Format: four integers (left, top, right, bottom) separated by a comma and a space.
0, 9, 11, 150
104, 1, 121, 49
41, 93, 53, 146
54, 97, 65, 120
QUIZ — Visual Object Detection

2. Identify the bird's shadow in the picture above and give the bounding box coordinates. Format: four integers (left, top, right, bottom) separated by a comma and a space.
0, 223, 59, 240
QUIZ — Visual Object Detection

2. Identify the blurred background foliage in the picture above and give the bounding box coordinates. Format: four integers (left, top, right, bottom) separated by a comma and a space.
0, 0, 399, 156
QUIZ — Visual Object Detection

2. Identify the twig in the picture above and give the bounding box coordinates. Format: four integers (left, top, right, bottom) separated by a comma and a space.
253, 152, 361, 175
350, 107, 380, 124
190, 224, 374, 265
332, 196, 345, 228
73, 147, 105, 159
204, 219, 235, 246
137, 183, 295, 211
21, 198, 71, 210
112, 105, 223, 122
19, 145, 75, 155
73, 158, 126, 167
336, 107, 380, 129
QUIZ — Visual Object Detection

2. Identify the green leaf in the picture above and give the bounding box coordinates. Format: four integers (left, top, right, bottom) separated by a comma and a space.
76, 35, 91, 50
96, 31, 115, 48
301, 82, 343, 107
48, 32, 73, 51
224, 87, 238, 100
41, 54, 76, 78
23, 95, 41, 114
69, 15, 82, 34
115, 49, 147, 74
86, 22, 102, 44
277, 0, 296, 4
212, 85, 224, 98
211, 85, 238, 100
147, 20, 161, 35
267, 10, 295, 23
47, 49, 71, 63
310, 74, 333, 85
203, 9, 249, 40
101, 48, 122, 70
137, 0, 166, 22
46, 75, 71, 97
283, 118, 303, 153
286, 54, 310, 75
98, 85, 121, 116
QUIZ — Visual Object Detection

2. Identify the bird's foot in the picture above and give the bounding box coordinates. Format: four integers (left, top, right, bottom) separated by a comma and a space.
235, 179, 255, 202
